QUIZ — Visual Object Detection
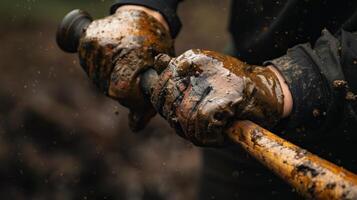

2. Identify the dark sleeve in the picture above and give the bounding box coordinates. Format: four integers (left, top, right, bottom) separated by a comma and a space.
111, 0, 182, 38
265, 29, 357, 137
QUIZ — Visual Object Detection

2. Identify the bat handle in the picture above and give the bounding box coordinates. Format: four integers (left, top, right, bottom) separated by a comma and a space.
56, 9, 93, 53
140, 68, 159, 98
140, 54, 173, 98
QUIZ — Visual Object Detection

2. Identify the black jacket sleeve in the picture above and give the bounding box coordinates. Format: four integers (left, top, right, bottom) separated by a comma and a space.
111, 0, 182, 38
266, 29, 357, 139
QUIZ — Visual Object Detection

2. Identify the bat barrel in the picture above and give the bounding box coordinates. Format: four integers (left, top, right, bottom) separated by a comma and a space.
227, 121, 357, 199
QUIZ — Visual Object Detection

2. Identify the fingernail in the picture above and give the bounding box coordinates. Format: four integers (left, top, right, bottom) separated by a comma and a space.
154, 53, 172, 73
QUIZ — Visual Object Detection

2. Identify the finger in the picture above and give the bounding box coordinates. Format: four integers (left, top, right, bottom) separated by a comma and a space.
109, 47, 145, 99
175, 77, 212, 140
93, 45, 112, 92
159, 78, 184, 119
79, 40, 113, 93
152, 76, 191, 129
161, 50, 200, 78
154, 53, 172, 74
192, 96, 235, 146
151, 67, 176, 111
151, 51, 195, 103
79, 39, 96, 76
186, 71, 244, 146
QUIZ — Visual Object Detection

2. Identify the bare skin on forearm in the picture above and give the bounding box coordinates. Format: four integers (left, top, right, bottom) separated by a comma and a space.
268, 65, 293, 117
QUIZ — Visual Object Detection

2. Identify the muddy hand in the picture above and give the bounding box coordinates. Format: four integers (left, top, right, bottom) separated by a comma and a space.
151, 50, 284, 146
78, 8, 174, 131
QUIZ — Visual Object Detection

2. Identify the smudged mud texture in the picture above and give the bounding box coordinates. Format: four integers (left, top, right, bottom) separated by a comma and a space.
77, 9, 174, 131
151, 49, 284, 146
228, 121, 357, 200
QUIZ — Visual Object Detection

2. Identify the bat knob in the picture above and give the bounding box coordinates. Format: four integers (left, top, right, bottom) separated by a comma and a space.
56, 9, 92, 53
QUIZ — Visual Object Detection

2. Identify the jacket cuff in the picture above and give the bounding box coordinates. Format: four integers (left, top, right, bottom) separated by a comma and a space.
264, 46, 332, 136
111, 0, 182, 38
265, 30, 348, 140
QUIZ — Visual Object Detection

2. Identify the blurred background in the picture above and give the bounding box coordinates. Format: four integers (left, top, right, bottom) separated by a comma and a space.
0, 0, 230, 199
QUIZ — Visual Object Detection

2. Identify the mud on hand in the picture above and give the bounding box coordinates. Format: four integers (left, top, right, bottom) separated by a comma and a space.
78, 8, 174, 131
152, 50, 284, 147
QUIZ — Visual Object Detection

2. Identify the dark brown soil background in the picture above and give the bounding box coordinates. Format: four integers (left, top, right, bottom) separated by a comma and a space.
0, 0, 230, 199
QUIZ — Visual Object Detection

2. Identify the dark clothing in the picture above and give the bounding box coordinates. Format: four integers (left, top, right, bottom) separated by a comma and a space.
110, 0, 182, 38
229, 0, 357, 63
112, 0, 357, 199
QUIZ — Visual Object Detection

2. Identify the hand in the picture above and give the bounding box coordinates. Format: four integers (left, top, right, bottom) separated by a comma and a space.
78, 7, 174, 131
151, 50, 285, 146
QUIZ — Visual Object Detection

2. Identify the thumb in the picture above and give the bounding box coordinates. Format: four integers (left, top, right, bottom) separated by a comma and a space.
154, 53, 172, 74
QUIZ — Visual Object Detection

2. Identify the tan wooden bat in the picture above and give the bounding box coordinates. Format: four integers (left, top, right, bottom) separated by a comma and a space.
56, 10, 357, 200
227, 121, 357, 199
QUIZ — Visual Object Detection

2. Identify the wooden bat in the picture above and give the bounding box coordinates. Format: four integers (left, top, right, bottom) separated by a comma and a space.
57, 10, 357, 200
228, 121, 357, 199
142, 68, 357, 199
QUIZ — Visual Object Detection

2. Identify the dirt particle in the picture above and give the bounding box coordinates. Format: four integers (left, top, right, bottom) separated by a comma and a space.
294, 149, 307, 159
296, 163, 319, 177
312, 109, 320, 117
325, 182, 336, 190
332, 80, 347, 89
251, 128, 263, 146
346, 91, 357, 101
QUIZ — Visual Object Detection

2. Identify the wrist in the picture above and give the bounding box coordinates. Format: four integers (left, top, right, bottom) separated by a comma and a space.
115, 5, 170, 32
267, 65, 293, 118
